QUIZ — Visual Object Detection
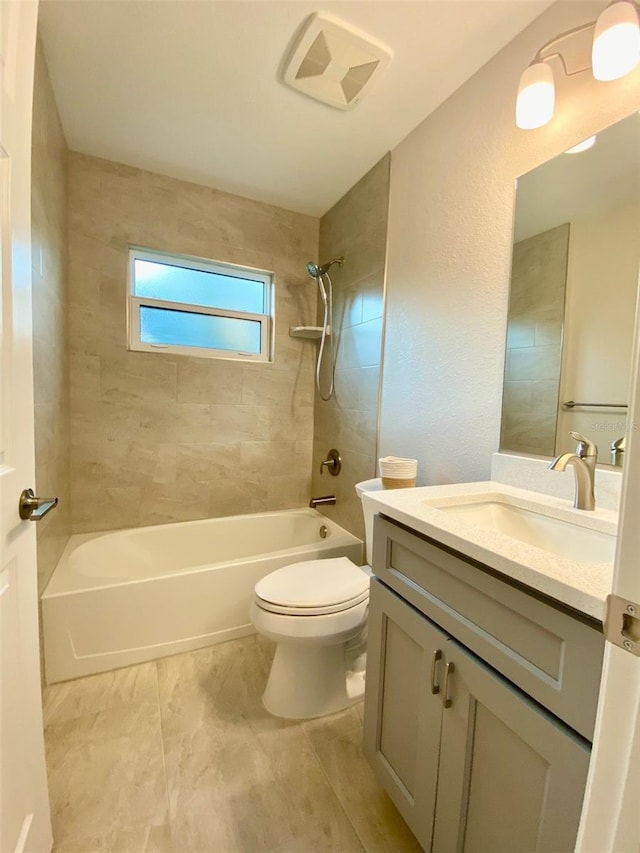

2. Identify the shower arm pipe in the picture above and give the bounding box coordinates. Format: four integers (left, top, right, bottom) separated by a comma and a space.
307, 257, 344, 279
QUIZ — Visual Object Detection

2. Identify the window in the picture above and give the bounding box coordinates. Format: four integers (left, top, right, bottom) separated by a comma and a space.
127, 247, 273, 361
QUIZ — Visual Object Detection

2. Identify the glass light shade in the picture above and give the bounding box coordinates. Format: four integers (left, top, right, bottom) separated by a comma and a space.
592, 1, 640, 81
516, 62, 555, 130
565, 136, 597, 153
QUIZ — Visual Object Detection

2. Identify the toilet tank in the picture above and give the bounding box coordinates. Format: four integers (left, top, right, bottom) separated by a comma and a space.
355, 478, 384, 565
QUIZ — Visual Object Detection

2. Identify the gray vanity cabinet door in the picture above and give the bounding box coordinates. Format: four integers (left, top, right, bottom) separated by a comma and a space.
364, 578, 446, 851
433, 639, 591, 853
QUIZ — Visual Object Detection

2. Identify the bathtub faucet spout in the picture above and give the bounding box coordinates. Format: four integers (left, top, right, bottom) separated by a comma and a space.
309, 495, 336, 508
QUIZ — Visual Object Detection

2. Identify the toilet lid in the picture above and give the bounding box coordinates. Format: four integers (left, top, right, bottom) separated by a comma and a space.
255, 557, 369, 612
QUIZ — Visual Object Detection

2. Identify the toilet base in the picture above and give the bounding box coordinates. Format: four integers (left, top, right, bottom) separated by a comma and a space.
262, 641, 365, 719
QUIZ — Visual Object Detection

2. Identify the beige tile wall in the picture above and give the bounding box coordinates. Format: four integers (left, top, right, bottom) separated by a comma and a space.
31, 40, 71, 593
500, 223, 569, 456
68, 153, 319, 533
311, 156, 390, 540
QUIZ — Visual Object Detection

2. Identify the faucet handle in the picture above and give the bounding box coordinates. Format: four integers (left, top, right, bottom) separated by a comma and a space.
319, 448, 342, 477
569, 431, 598, 459
611, 435, 626, 452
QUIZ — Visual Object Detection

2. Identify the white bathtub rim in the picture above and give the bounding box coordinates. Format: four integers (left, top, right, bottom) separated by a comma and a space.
44, 545, 363, 598
43, 508, 362, 598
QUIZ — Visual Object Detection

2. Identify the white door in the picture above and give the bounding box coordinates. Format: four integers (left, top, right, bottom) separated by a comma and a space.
0, 1, 52, 851
576, 299, 640, 846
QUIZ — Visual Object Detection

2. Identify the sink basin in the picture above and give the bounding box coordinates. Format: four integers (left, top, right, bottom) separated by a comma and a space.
430, 498, 616, 564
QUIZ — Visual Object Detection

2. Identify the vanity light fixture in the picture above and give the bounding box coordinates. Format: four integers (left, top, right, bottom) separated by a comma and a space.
564, 135, 597, 153
516, 0, 640, 130
593, 0, 640, 79
515, 61, 555, 130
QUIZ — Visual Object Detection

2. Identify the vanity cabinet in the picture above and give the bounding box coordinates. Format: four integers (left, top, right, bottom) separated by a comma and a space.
363, 515, 604, 853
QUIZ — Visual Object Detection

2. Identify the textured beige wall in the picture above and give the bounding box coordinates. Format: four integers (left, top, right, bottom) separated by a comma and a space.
67, 153, 319, 532
557, 198, 640, 455
501, 223, 569, 456
380, 0, 640, 483
312, 156, 390, 540
31, 40, 71, 593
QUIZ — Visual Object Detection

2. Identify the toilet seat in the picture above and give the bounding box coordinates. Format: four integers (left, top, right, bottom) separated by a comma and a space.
254, 557, 369, 616
255, 589, 369, 616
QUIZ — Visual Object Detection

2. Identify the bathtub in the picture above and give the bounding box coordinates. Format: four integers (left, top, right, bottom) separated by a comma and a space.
41, 509, 363, 684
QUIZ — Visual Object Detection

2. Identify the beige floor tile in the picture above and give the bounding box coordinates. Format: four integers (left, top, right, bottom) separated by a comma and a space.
170, 754, 365, 853
159, 638, 274, 818
45, 702, 168, 847
163, 727, 275, 817
52, 823, 172, 853
169, 808, 238, 852
308, 727, 423, 853
301, 704, 362, 747
235, 702, 303, 749
272, 828, 365, 853
157, 636, 271, 707
43, 661, 158, 726
157, 636, 272, 744
252, 726, 366, 851
161, 639, 367, 852
169, 774, 308, 852
44, 636, 418, 853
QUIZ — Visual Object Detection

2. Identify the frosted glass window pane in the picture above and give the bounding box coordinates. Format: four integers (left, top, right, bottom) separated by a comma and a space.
140, 306, 261, 353
134, 259, 265, 313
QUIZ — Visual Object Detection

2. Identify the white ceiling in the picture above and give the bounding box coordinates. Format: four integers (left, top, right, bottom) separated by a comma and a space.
38, 0, 553, 217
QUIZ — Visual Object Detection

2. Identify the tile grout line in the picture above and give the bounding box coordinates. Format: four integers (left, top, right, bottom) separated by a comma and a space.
153, 659, 174, 849
300, 722, 368, 853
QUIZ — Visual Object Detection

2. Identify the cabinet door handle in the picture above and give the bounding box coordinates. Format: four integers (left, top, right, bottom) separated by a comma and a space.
430, 649, 443, 694
443, 661, 455, 709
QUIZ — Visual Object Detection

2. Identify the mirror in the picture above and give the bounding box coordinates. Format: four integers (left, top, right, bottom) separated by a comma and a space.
500, 111, 640, 468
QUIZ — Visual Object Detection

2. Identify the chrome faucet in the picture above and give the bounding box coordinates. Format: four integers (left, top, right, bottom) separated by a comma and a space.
611, 435, 626, 467
309, 495, 336, 508
549, 431, 598, 511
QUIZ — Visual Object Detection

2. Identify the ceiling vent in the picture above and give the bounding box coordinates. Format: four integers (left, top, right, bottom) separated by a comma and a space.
282, 13, 393, 111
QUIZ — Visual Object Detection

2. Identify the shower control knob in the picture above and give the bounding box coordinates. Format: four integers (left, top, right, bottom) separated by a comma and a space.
320, 449, 342, 476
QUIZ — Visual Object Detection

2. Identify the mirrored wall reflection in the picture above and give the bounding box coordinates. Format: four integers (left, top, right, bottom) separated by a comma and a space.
500, 111, 640, 468
502, 223, 569, 456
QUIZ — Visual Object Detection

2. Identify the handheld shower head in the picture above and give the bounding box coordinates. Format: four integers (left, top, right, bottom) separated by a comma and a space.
306, 257, 344, 279
304, 258, 342, 402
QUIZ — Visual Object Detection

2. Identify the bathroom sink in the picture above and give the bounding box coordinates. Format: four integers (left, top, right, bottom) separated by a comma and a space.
362, 481, 618, 619
430, 498, 616, 564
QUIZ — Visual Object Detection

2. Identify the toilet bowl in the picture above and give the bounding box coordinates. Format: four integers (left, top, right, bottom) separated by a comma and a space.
250, 478, 383, 719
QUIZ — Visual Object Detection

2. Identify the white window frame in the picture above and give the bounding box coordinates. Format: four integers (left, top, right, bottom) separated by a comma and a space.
127, 247, 274, 362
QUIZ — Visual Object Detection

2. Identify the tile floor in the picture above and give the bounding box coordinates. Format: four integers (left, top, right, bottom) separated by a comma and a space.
43, 635, 423, 853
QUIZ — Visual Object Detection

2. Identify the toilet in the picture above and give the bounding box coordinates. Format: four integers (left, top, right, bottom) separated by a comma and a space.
250, 478, 383, 719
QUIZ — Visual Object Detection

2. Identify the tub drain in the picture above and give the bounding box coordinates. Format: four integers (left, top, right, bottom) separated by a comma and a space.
319, 525, 328, 539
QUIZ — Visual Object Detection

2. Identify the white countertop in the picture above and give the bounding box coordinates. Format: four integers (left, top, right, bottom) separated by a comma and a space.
363, 481, 618, 622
